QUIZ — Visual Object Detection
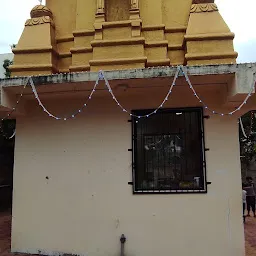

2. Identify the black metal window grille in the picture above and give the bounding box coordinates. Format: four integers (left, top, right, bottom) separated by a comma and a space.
132, 108, 207, 194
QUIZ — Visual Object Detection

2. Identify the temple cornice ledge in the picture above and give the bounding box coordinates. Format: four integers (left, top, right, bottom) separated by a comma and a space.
190, 3, 218, 13
25, 16, 55, 27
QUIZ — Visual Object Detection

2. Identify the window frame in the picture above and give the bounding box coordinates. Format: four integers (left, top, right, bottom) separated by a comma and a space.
131, 107, 208, 194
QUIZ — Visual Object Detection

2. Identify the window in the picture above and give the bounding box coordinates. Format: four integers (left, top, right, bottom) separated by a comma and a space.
132, 108, 207, 194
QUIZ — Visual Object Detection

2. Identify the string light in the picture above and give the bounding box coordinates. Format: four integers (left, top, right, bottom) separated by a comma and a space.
30, 77, 100, 120
101, 66, 181, 118
239, 117, 247, 138
0, 77, 30, 139
1, 65, 255, 140
180, 66, 255, 116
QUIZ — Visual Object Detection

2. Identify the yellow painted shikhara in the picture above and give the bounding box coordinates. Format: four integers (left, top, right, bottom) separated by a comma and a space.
10, 0, 237, 76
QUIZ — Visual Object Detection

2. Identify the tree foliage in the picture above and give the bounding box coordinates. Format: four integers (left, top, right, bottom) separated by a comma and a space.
2, 59, 13, 78
239, 111, 256, 178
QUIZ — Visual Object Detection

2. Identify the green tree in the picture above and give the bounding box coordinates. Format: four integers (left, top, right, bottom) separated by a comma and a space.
2, 59, 13, 78
239, 111, 256, 179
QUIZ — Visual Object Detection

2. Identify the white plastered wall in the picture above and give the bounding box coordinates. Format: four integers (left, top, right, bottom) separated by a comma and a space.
11, 86, 244, 256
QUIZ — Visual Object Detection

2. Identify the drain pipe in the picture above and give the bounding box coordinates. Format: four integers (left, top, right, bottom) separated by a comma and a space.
120, 234, 126, 256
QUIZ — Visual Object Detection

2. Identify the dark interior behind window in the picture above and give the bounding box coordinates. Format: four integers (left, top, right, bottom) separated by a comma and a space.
132, 108, 206, 194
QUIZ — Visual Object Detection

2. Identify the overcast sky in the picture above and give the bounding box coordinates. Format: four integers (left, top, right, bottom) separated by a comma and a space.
0, 0, 255, 63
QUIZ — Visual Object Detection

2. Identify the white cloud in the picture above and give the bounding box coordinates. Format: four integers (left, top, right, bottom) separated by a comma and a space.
236, 40, 256, 63
0, 0, 37, 52
216, 0, 256, 43
0, 0, 255, 62
216, 0, 256, 63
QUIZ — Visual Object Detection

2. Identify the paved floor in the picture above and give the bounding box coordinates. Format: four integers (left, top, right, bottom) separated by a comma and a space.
244, 215, 256, 256
0, 211, 255, 256
0, 211, 36, 256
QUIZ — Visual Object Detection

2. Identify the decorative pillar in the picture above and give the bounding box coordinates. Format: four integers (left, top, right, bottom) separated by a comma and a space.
131, 0, 139, 9
95, 0, 105, 22
97, 0, 104, 13
130, 0, 140, 20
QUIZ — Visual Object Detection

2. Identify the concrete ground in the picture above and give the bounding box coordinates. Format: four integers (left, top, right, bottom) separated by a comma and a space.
0, 210, 255, 256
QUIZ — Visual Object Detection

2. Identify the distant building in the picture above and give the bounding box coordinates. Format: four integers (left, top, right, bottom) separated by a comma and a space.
0, 53, 13, 78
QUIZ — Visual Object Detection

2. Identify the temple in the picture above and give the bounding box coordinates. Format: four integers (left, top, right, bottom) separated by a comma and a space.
0, 1, 255, 256
10, 0, 237, 75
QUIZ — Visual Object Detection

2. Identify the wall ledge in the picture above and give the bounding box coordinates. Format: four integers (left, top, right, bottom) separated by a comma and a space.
185, 32, 235, 41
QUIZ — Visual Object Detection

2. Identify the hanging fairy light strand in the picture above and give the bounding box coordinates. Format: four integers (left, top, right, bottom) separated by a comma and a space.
0, 77, 30, 139
180, 66, 255, 116
29, 67, 180, 120
1, 65, 255, 132
1, 77, 29, 122
30, 76, 100, 120
101, 66, 181, 118
0, 125, 16, 140
239, 117, 248, 138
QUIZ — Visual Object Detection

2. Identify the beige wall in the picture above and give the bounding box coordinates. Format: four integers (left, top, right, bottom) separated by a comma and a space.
11, 86, 244, 256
